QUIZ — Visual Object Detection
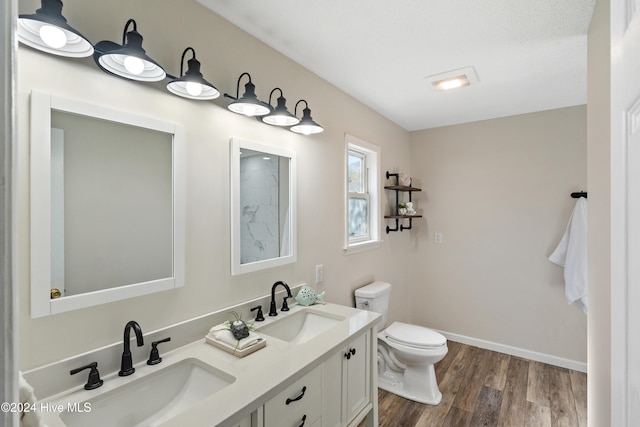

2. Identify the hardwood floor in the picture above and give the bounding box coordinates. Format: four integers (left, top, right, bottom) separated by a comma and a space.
360, 341, 587, 427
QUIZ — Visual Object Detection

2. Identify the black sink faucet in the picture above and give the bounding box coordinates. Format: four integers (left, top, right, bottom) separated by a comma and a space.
119, 320, 144, 376
269, 281, 292, 316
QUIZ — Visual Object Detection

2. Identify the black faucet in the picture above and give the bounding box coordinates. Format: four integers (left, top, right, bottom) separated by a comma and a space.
119, 320, 144, 376
269, 281, 292, 316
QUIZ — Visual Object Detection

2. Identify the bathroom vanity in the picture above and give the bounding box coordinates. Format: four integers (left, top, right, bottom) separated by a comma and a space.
31, 301, 381, 427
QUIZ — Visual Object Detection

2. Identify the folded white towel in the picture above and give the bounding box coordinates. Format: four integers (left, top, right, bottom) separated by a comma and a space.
207, 324, 263, 350
19, 371, 46, 427
549, 198, 588, 314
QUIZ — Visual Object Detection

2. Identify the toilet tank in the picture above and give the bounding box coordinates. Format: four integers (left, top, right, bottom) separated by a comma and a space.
354, 281, 391, 327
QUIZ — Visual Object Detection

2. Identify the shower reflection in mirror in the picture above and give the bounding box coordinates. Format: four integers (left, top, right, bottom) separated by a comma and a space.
230, 138, 296, 275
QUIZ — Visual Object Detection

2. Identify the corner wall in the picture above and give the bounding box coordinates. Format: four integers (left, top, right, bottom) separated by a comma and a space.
408, 107, 588, 364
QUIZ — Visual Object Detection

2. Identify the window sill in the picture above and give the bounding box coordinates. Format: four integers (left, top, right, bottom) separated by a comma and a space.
344, 239, 381, 255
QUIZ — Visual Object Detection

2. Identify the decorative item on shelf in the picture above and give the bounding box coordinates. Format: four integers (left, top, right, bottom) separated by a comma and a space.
295, 285, 326, 306
406, 202, 416, 215
399, 174, 411, 186
397, 203, 408, 215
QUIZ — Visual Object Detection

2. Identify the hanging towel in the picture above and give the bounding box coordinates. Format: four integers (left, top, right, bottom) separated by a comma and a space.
549, 198, 588, 314
19, 371, 46, 427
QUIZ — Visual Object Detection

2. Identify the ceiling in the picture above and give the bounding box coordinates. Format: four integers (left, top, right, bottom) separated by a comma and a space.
197, 0, 597, 131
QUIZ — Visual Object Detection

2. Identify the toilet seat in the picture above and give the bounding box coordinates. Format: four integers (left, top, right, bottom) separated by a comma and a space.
384, 322, 446, 349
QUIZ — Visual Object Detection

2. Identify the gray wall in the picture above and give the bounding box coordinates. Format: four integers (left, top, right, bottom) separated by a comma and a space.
409, 106, 588, 363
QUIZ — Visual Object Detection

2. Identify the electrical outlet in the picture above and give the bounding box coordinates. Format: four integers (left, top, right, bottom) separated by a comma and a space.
434, 232, 443, 244
315, 264, 324, 284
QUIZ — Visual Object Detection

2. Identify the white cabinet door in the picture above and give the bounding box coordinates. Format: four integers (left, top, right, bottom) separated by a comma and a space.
345, 333, 370, 423
321, 331, 371, 427
322, 350, 344, 427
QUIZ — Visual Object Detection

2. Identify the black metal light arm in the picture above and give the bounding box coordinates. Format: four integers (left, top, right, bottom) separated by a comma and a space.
224, 72, 252, 101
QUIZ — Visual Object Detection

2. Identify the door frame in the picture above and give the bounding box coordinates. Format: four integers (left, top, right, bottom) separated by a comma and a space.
1, 0, 17, 426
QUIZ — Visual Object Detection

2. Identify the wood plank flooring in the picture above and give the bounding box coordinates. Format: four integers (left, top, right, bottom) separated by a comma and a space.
360, 341, 587, 427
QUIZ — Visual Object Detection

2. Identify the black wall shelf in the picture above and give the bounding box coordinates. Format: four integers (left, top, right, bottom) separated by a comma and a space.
384, 171, 422, 233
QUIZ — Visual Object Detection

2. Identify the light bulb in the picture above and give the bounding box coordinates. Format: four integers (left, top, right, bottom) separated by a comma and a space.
185, 81, 203, 97
243, 104, 257, 116
275, 116, 287, 126
39, 25, 66, 49
123, 56, 145, 75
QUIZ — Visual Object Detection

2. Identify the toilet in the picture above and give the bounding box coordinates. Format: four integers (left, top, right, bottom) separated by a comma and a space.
355, 281, 448, 405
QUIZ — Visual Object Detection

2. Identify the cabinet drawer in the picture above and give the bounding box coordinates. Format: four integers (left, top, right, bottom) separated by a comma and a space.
264, 365, 322, 427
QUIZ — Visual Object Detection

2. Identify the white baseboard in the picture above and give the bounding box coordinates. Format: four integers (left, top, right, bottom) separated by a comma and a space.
435, 329, 587, 373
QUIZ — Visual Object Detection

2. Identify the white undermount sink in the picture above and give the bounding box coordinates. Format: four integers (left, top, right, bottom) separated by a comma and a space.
60, 358, 235, 427
257, 308, 345, 344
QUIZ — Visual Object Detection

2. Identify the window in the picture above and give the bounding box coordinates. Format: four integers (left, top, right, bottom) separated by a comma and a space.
345, 134, 380, 253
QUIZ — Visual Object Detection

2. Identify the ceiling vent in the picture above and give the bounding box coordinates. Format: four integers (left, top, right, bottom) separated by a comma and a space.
426, 66, 479, 91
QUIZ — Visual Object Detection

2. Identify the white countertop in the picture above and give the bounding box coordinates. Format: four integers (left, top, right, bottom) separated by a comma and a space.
40, 303, 381, 427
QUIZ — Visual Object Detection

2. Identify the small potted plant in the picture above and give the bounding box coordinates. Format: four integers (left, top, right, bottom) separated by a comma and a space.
397, 203, 408, 215
227, 311, 250, 340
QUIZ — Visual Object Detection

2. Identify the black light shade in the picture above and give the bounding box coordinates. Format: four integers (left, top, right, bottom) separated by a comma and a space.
18, 0, 94, 57
94, 19, 166, 82
290, 100, 323, 134
223, 73, 271, 117
262, 88, 300, 126
167, 47, 220, 100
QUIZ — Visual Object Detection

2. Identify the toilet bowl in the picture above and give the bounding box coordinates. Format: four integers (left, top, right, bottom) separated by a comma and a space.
355, 282, 448, 405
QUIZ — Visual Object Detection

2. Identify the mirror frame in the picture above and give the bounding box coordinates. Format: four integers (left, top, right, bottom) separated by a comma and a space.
230, 137, 297, 275
30, 90, 186, 318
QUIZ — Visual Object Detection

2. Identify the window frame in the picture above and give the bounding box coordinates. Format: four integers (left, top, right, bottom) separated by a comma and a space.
344, 134, 381, 254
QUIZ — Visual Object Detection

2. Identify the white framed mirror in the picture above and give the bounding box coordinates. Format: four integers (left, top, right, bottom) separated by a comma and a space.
230, 137, 296, 275
30, 91, 186, 318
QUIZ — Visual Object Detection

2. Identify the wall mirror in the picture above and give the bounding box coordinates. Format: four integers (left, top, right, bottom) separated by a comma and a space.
30, 91, 185, 318
230, 137, 296, 275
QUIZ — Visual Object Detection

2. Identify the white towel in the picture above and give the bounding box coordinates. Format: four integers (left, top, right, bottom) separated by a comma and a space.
19, 371, 46, 427
207, 324, 263, 350
549, 198, 588, 314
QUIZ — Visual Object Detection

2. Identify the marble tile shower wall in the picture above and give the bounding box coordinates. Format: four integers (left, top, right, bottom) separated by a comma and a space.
240, 155, 280, 263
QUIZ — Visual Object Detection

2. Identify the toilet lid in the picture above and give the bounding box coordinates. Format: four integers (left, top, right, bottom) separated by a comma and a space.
384, 322, 447, 349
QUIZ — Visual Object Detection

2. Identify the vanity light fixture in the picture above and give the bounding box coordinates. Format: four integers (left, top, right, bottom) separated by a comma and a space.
261, 88, 300, 126
223, 72, 271, 117
17, 0, 94, 57
290, 100, 323, 135
93, 19, 166, 82
167, 47, 220, 100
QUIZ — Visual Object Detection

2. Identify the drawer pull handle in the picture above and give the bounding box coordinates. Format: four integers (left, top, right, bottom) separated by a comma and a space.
344, 348, 356, 360
298, 415, 307, 427
286, 386, 307, 405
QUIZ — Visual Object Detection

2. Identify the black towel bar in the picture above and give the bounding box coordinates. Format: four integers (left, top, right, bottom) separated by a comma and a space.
571, 191, 587, 199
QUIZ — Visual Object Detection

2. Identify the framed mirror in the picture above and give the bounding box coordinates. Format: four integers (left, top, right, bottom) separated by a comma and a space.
30, 91, 186, 318
230, 137, 296, 275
